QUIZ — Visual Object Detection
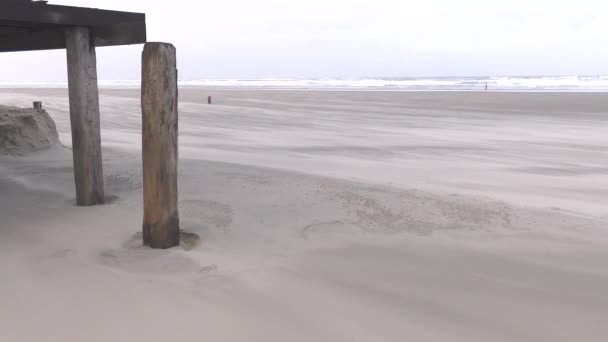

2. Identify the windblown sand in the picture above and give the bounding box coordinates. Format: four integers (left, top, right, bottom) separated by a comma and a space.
0, 105, 59, 156
1, 89, 607, 341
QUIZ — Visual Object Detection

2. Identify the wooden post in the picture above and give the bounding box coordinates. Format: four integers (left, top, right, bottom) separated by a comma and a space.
141, 43, 180, 249
33, 101, 42, 111
65, 27, 105, 206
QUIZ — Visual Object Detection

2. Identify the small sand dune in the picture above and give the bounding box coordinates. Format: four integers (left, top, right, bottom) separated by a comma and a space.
0, 104, 59, 156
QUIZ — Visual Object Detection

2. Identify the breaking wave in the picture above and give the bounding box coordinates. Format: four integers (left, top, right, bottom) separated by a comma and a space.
2, 76, 607, 91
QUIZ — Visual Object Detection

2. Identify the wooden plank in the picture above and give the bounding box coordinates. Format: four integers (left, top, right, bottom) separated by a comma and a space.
65, 27, 105, 206
0, 2, 146, 52
0, 29, 65, 52
0, 3, 145, 29
141, 42, 180, 249
3, 1, 47, 5
0, 21, 146, 52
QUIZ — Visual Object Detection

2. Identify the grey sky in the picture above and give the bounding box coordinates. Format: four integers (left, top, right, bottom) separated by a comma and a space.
1, 0, 606, 81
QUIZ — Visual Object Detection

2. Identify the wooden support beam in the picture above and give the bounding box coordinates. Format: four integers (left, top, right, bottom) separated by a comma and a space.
65, 27, 105, 206
1, 2, 146, 31
0, 22, 147, 53
141, 42, 180, 249
0, 2, 146, 53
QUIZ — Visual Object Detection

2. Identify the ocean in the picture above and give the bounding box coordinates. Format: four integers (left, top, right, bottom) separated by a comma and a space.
2, 76, 608, 91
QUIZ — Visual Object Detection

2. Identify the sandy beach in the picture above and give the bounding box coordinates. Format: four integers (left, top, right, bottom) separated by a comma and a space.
1, 89, 608, 341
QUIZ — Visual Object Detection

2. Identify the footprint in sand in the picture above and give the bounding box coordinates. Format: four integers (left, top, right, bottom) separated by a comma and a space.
123, 231, 202, 250
300, 220, 364, 240
105, 172, 142, 192
180, 200, 233, 230
98, 231, 205, 275
98, 247, 203, 275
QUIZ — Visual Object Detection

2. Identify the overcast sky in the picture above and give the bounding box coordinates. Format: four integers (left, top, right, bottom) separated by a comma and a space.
1, 0, 606, 81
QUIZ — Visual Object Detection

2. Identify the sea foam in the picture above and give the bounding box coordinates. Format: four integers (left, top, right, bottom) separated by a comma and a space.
1, 76, 607, 91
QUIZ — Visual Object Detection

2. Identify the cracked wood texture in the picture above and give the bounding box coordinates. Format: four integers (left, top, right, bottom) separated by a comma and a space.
141, 42, 180, 249
65, 27, 105, 206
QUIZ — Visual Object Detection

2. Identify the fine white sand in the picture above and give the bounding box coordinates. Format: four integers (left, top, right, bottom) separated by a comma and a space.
1, 89, 607, 341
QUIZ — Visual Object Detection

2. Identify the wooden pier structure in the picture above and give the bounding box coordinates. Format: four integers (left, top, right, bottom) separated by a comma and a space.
1, 1, 181, 248
1, 0, 146, 206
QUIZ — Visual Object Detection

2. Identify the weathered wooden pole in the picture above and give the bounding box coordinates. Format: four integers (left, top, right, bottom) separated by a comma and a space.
65, 27, 105, 206
141, 43, 180, 249
33, 101, 42, 111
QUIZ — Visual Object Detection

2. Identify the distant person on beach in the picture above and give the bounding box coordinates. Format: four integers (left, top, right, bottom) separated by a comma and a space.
485, 83, 488, 91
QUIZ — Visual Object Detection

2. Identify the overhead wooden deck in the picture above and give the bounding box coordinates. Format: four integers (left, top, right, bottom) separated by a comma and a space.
0, 0, 146, 52
1, 0, 147, 206
1, 2, 181, 248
